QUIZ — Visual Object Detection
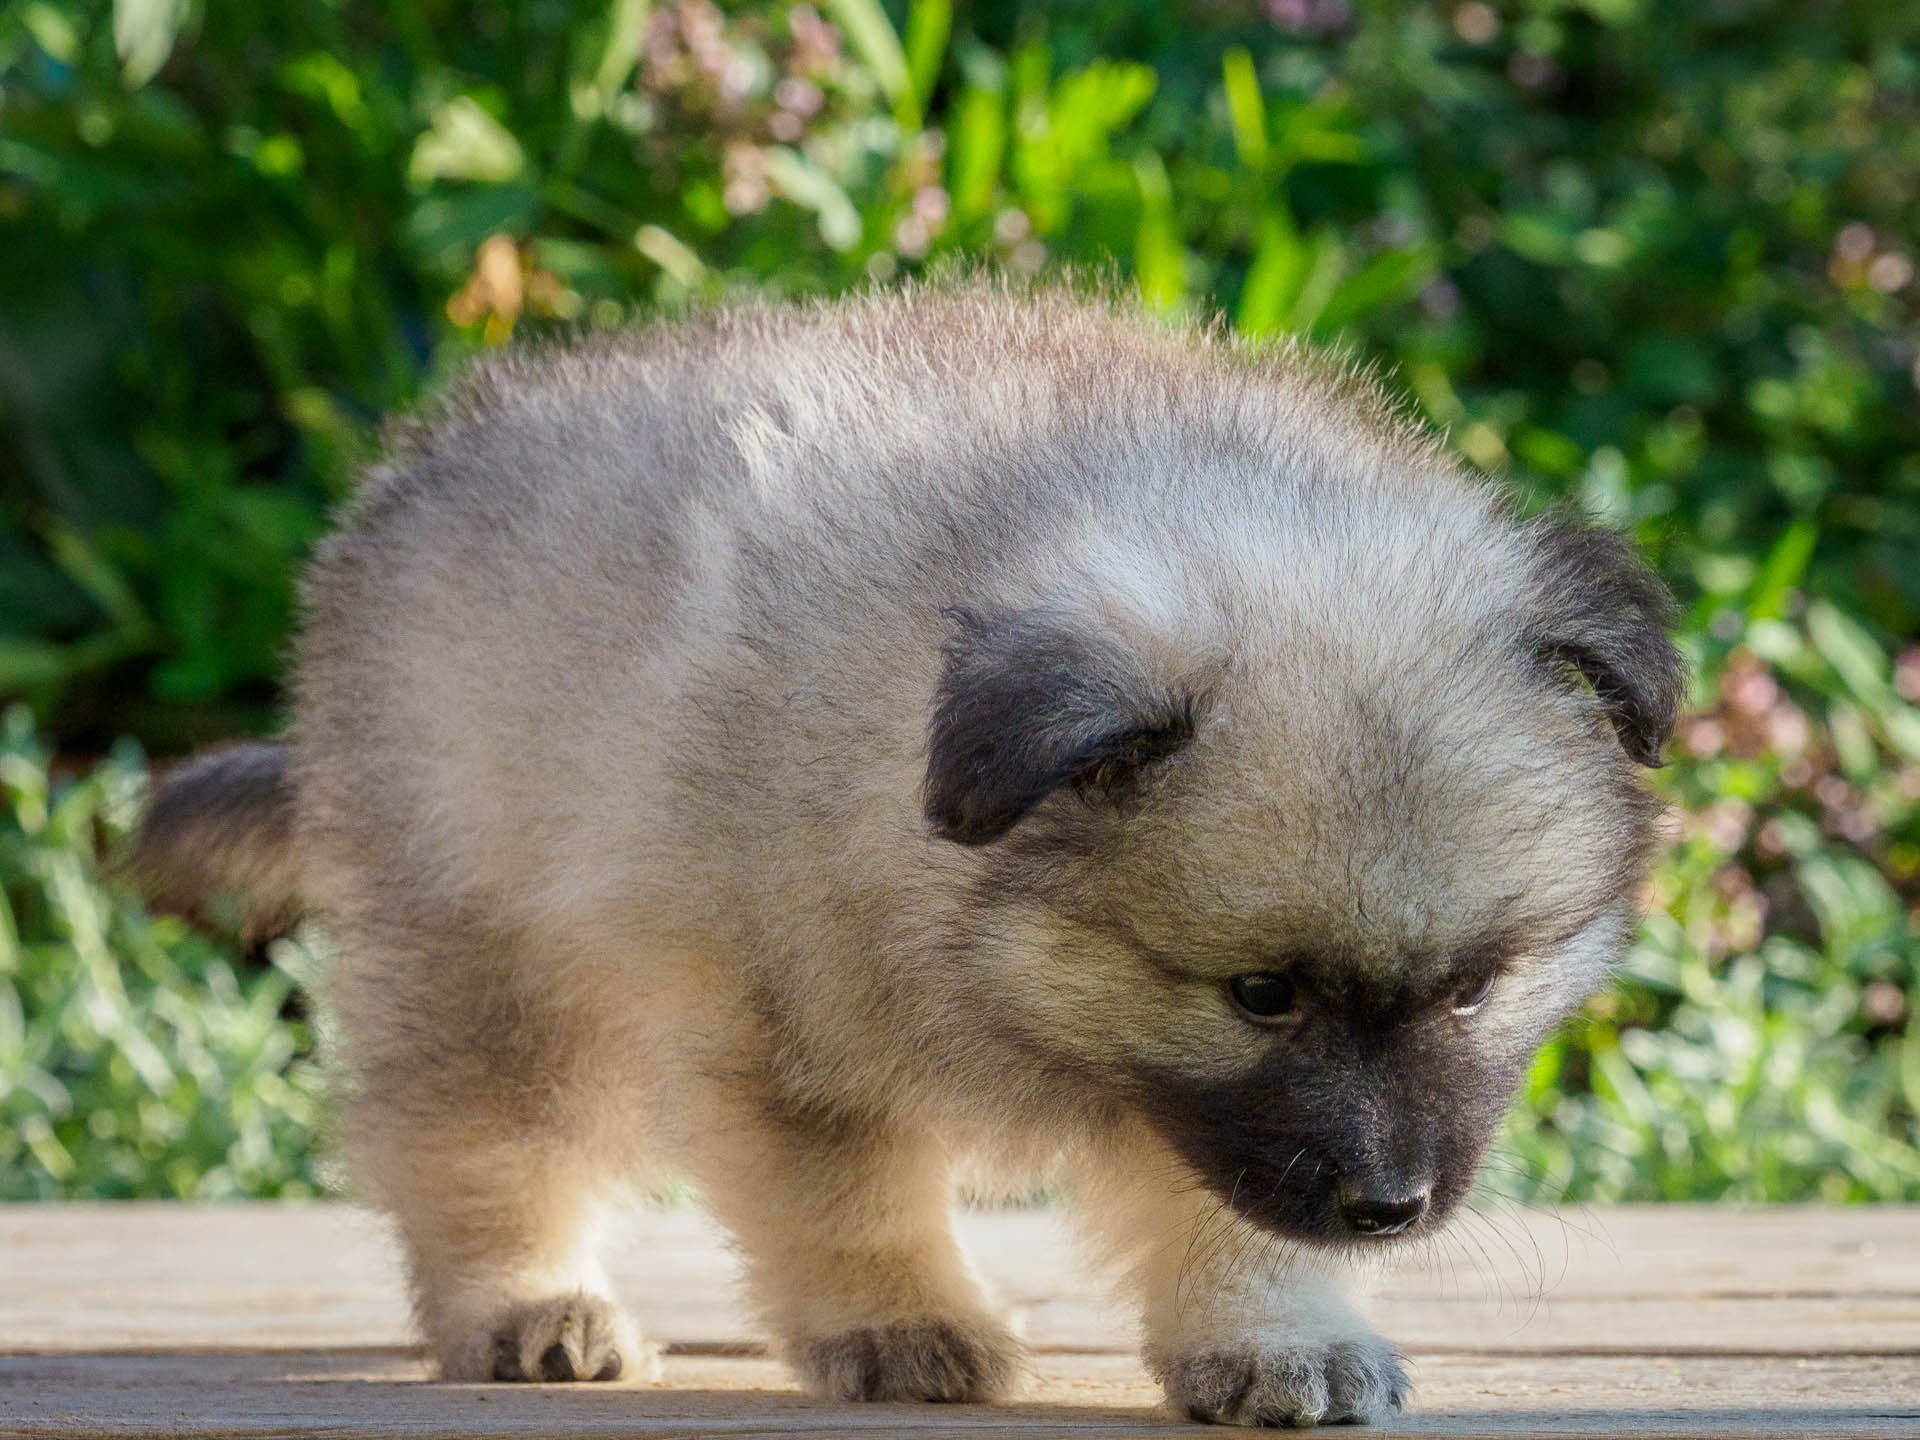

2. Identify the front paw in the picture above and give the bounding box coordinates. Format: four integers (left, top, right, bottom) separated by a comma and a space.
1158, 1333, 1409, 1427
451, 1291, 646, 1383
795, 1315, 1025, 1403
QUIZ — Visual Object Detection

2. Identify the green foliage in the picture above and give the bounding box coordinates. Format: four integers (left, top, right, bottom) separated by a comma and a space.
0, 707, 324, 1197
0, 0, 1916, 1199
1502, 613, 1920, 1202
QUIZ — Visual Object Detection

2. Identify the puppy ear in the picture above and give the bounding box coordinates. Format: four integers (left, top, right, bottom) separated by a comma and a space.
1526, 508, 1686, 767
924, 607, 1196, 845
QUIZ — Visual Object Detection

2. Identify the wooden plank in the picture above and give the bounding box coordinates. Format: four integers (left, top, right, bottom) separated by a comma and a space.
3, 1350, 1917, 1437
4, 1204, 1916, 1357
1379, 1205, 1920, 1298
4, 1205, 1917, 1438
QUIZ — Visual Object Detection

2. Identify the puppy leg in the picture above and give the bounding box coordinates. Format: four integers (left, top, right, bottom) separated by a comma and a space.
684, 1099, 1024, 1403
1074, 1130, 1407, 1427
329, 926, 650, 1384
346, 1091, 652, 1383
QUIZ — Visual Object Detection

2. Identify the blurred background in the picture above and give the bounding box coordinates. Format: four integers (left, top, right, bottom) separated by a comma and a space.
1, 0, 1916, 1204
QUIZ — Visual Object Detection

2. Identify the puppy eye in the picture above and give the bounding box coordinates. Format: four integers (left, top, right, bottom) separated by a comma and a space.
1452, 973, 1496, 1015
1229, 973, 1298, 1022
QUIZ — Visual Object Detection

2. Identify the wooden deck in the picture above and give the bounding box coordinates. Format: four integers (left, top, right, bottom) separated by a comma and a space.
2, 1204, 1916, 1437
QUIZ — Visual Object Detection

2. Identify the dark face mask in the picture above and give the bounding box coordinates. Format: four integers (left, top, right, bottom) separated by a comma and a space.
1130, 1000, 1537, 1246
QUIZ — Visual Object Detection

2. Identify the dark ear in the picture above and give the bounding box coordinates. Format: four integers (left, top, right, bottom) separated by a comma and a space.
924, 607, 1197, 845
1526, 508, 1686, 766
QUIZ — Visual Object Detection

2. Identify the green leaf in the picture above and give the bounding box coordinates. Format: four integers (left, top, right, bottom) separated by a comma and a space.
1221, 48, 1267, 172
406, 184, 542, 263
903, 0, 951, 116
1284, 230, 1346, 335
409, 98, 527, 188
1513, 427, 1589, 479
1807, 599, 1892, 708
21, 3, 81, 65
1314, 245, 1431, 335
113, 0, 190, 88
634, 224, 706, 289
1747, 519, 1818, 622
590, 0, 652, 106
1238, 209, 1307, 336
38, 520, 153, 641
1501, 211, 1575, 266
824, 0, 911, 110
1882, 708, 1920, 765
946, 66, 1006, 223
762, 148, 862, 251
1132, 153, 1184, 308
0, 639, 73, 692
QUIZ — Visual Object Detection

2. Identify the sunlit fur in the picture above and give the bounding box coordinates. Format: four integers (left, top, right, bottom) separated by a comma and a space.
128, 283, 1681, 1426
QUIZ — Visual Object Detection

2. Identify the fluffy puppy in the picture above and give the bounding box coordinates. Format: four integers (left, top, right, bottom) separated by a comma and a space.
130, 285, 1682, 1425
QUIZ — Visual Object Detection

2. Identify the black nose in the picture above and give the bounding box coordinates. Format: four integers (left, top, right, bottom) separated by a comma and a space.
1339, 1188, 1428, 1236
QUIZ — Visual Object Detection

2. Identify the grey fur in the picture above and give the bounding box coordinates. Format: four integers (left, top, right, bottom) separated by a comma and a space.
122, 741, 301, 945
131, 283, 1680, 1425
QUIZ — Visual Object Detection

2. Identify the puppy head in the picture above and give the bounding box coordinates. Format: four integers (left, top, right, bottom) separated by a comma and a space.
924, 504, 1682, 1246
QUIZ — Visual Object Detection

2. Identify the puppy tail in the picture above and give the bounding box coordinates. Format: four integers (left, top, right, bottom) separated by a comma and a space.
121, 741, 305, 944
